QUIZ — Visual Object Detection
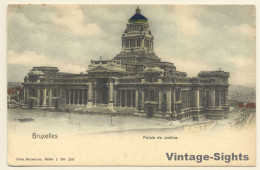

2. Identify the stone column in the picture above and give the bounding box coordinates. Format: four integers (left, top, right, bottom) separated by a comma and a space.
26, 88, 30, 101
141, 90, 145, 112
24, 87, 27, 104
77, 89, 80, 105
179, 89, 182, 102
223, 89, 229, 110
36, 88, 40, 106
109, 80, 114, 103
73, 89, 76, 105
108, 79, 114, 109
172, 89, 176, 114
141, 38, 144, 48
48, 88, 52, 106
64, 89, 66, 104
94, 88, 97, 106
114, 91, 117, 107
219, 90, 222, 106
210, 89, 215, 107
87, 82, 93, 108
120, 90, 122, 107
125, 90, 128, 107
59, 89, 63, 103
224, 90, 228, 105
43, 88, 47, 106
195, 89, 200, 109
158, 90, 162, 111
135, 90, 139, 111
68, 89, 71, 104
204, 90, 207, 107
130, 90, 133, 107
166, 90, 172, 114
82, 89, 85, 105
85, 89, 88, 105
74, 89, 76, 104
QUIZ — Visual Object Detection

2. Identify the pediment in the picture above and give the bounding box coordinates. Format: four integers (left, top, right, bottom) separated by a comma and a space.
88, 66, 111, 73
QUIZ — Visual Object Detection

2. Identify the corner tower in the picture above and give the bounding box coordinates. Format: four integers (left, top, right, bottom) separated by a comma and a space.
114, 7, 160, 66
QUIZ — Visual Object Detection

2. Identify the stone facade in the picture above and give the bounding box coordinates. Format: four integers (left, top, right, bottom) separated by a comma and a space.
22, 8, 230, 120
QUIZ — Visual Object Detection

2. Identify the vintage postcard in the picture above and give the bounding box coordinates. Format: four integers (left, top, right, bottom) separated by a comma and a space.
7, 4, 256, 166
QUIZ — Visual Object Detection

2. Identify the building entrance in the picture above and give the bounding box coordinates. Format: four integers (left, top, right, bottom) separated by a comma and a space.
147, 107, 154, 117
29, 100, 34, 109
55, 101, 59, 109
96, 78, 108, 104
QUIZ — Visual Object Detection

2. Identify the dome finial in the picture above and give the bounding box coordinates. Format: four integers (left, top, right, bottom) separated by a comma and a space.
136, 6, 141, 14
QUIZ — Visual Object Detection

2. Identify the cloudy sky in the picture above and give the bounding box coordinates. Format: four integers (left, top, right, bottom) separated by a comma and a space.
7, 5, 255, 87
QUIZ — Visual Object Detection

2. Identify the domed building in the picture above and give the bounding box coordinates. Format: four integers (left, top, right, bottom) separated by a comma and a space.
22, 7, 230, 121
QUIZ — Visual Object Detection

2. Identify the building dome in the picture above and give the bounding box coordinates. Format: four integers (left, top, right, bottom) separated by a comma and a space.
128, 7, 148, 23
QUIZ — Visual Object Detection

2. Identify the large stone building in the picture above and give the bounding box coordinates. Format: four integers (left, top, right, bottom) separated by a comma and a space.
22, 7, 230, 120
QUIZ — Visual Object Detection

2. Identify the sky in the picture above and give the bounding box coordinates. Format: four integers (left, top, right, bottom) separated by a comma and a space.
7, 5, 256, 87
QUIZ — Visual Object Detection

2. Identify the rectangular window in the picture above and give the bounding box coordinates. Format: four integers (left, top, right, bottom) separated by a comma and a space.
176, 89, 181, 101
199, 90, 204, 106
163, 94, 167, 102
215, 90, 219, 106
149, 90, 155, 101
53, 89, 56, 97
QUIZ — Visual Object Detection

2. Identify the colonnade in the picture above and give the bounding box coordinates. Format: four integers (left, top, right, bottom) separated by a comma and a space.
123, 38, 153, 50
67, 89, 87, 105
192, 88, 228, 110
23, 87, 53, 106
23, 84, 228, 112
118, 90, 136, 108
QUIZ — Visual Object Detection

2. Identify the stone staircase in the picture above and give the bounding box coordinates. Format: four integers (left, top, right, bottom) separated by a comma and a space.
61, 104, 136, 115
